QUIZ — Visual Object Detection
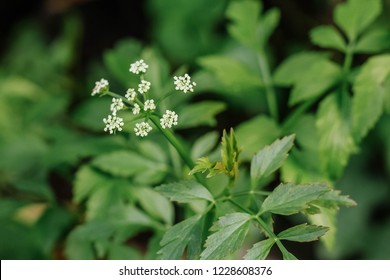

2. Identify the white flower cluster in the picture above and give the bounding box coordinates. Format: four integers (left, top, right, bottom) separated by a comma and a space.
138, 79, 151, 94
160, 110, 178, 129
93, 60, 197, 137
129, 59, 149, 74
110, 98, 124, 115
92, 78, 109, 96
125, 88, 136, 101
134, 122, 152, 137
173, 73, 196, 93
103, 115, 124, 134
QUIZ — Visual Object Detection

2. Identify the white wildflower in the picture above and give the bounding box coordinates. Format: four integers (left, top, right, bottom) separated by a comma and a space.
160, 110, 178, 129
91, 78, 109, 96
144, 99, 156, 111
173, 73, 196, 93
110, 98, 124, 115
103, 115, 124, 134
129, 59, 149, 74
134, 122, 152, 137
125, 88, 137, 101
138, 79, 151, 94
132, 103, 141, 115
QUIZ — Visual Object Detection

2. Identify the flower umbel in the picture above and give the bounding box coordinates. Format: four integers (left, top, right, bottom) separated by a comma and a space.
110, 98, 124, 115
103, 115, 124, 134
138, 80, 151, 94
160, 110, 178, 129
144, 99, 156, 111
132, 103, 141, 115
129, 59, 149, 74
92, 78, 109, 96
125, 88, 137, 101
173, 74, 196, 93
134, 122, 152, 137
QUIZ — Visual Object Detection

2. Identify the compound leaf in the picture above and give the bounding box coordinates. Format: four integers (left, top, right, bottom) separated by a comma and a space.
244, 238, 275, 260
278, 224, 329, 242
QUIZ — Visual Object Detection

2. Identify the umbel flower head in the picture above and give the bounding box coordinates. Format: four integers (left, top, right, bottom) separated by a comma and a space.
132, 103, 141, 115
129, 59, 149, 74
144, 99, 156, 111
173, 73, 196, 93
134, 122, 152, 137
110, 98, 124, 115
138, 79, 151, 94
92, 78, 109, 96
160, 110, 178, 129
103, 115, 124, 134
125, 88, 137, 101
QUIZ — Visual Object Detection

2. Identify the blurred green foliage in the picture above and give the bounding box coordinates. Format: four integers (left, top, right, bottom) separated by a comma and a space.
0, 0, 389, 259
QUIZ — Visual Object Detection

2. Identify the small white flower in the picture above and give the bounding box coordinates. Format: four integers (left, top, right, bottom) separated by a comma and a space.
125, 88, 137, 101
138, 79, 151, 94
92, 78, 109, 96
132, 103, 141, 115
160, 110, 178, 129
134, 122, 152, 137
129, 59, 149, 74
110, 98, 124, 115
144, 99, 156, 111
103, 114, 124, 134
173, 74, 196, 93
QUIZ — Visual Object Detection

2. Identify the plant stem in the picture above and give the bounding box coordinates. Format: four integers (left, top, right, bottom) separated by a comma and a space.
281, 97, 317, 130
149, 114, 208, 187
253, 215, 291, 258
258, 51, 278, 121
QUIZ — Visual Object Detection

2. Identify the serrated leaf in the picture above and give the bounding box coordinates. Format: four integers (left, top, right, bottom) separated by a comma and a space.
289, 59, 342, 105
177, 101, 226, 128
244, 238, 275, 260
310, 26, 346, 51
352, 55, 390, 141
156, 180, 214, 203
334, 0, 382, 41
134, 188, 174, 225
201, 213, 252, 259
316, 94, 357, 179
257, 8, 280, 47
92, 150, 167, 181
198, 55, 263, 92
273, 52, 329, 86
235, 115, 281, 161
278, 224, 329, 242
158, 215, 202, 259
251, 135, 295, 186
355, 29, 390, 53
259, 183, 329, 215
312, 190, 357, 209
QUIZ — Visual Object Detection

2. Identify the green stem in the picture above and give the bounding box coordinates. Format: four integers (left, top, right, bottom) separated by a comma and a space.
281, 97, 317, 130
149, 114, 208, 187
253, 215, 290, 257
258, 51, 278, 121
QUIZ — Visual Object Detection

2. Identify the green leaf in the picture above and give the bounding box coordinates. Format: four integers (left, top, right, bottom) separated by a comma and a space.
289, 59, 342, 105
108, 244, 141, 260
309, 208, 337, 250
198, 55, 262, 92
355, 29, 390, 53
352, 55, 390, 141
226, 0, 261, 49
134, 188, 174, 225
316, 94, 357, 179
334, 0, 382, 41
201, 212, 252, 260
156, 180, 214, 203
74, 165, 108, 203
278, 224, 329, 242
177, 101, 226, 128
310, 26, 346, 51
312, 190, 357, 209
92, 150, 167, 183
282, 250, 298, 260
158, 215, 202, 259
273, 52, 329, 86
244, 238, 275, 260
259, 183, 329, 215
251, 135, 295, 186
191, 131, 219, 159
235, 116, 281, 161
259, 8, 280, 46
